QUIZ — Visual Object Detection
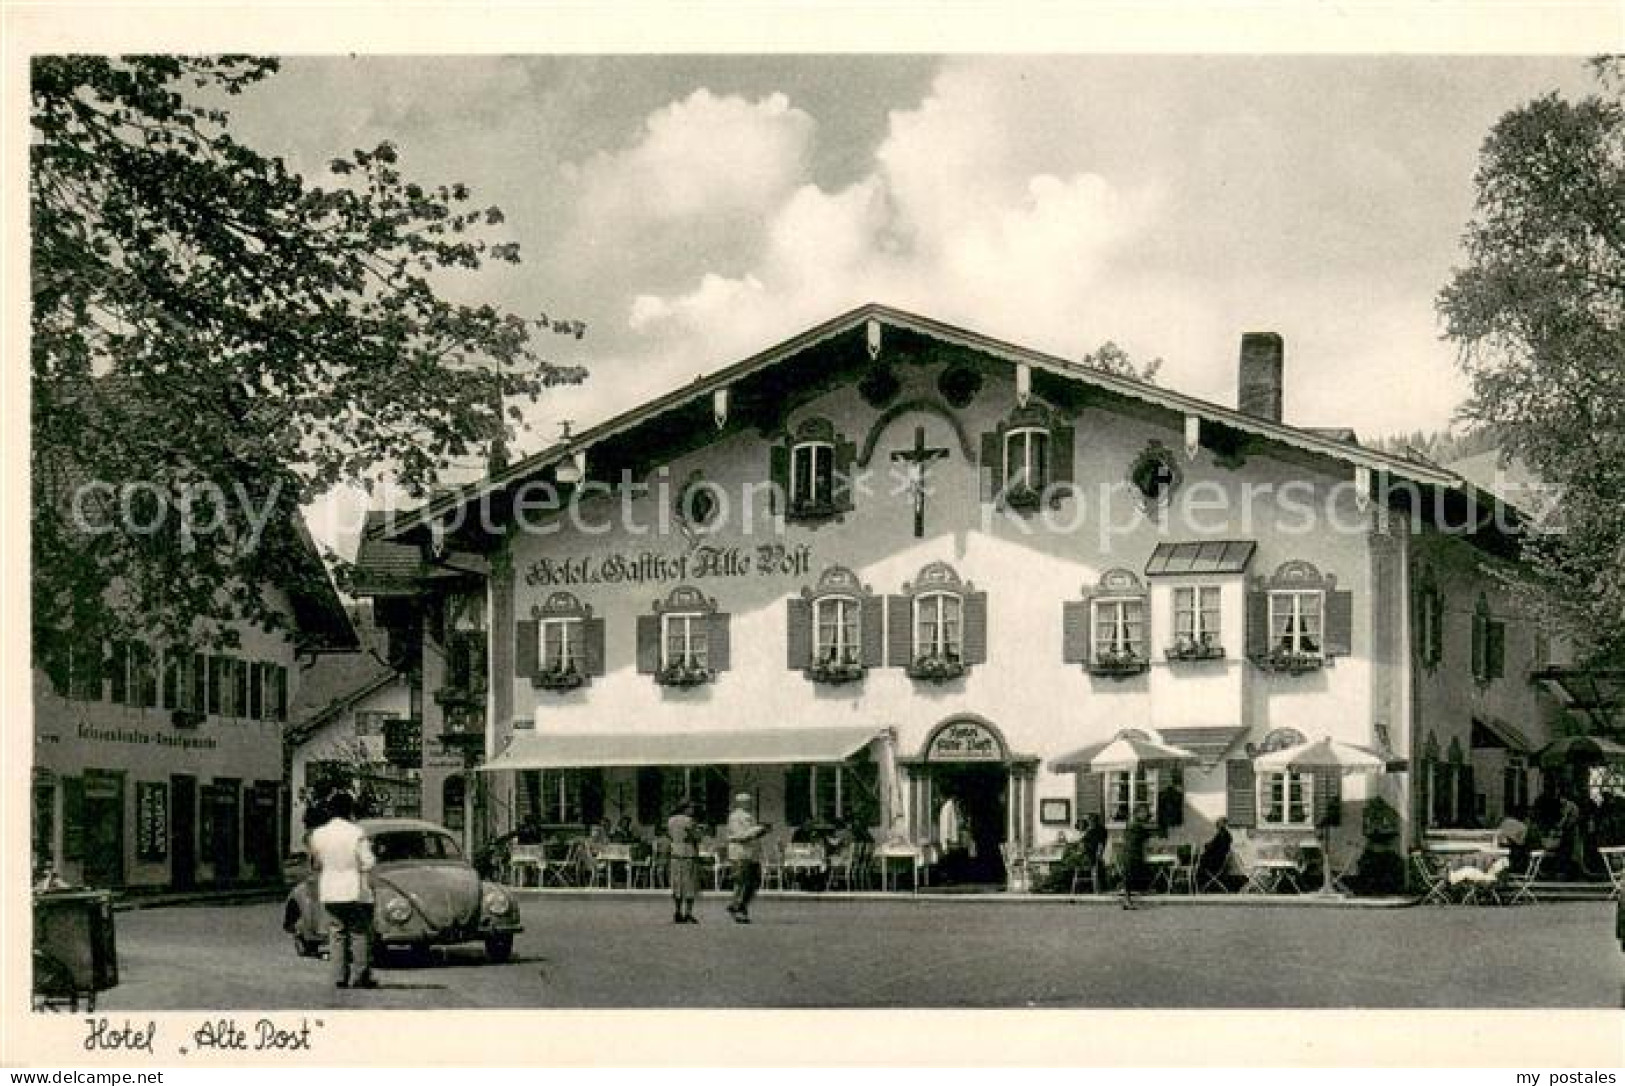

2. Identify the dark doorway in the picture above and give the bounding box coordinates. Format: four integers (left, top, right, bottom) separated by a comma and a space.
247, 781, 281, 883
170, 775, 197, 890
932, 763, 1007, 885
209, 779, 241, 885
81, 771, 124, 888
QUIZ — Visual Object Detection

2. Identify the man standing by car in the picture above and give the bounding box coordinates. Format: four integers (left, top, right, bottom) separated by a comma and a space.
309, 791, 377, 989
725, 792, 767, 924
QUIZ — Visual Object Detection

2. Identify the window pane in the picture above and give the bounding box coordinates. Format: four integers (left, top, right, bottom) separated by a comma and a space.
1031, 431, 1048, 485
813, 447, 833, 504
792, 446, 812, 503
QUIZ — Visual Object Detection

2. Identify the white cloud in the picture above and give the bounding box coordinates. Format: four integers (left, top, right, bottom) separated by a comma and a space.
565, 88, 815, 234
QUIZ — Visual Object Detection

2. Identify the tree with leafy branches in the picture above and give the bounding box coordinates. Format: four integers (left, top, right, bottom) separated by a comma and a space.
1080, 340, 1162, 384
32, 56, 584, 657
1437, 57, 1625, 664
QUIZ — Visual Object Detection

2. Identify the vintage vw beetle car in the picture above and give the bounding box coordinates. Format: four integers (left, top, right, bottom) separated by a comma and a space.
285, 818, 522, 963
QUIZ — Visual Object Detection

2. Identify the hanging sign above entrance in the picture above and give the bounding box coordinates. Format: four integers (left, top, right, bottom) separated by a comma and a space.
926, 720, 1005, 762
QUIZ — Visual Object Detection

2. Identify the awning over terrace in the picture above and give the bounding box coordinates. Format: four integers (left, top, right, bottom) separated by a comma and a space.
480, 726, 885, 771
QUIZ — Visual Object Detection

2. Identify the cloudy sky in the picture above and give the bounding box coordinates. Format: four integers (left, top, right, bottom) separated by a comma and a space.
219, 54, 1598, 558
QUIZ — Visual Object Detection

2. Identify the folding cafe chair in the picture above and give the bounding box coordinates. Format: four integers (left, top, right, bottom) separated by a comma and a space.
1411, 851, 1455, 906
1504, 849, 1546, 906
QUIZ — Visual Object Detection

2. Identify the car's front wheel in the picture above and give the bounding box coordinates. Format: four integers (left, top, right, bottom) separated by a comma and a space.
484, 934, 514, 963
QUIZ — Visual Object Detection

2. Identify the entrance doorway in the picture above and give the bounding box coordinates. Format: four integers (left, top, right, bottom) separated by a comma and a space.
81, 771, 124, 888
170, 775, 197, 890
931, 763, 1007, 885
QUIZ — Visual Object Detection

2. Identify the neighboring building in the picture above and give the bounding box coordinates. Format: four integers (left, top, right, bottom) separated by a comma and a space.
361, 303, 1573, 877
349, 510, 489, 842
32, 518, 355, 891
286, 607, 417, 846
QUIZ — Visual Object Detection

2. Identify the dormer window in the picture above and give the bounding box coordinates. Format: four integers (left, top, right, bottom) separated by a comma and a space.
1003, 426, 1050, 492
791, 440, 835, 510
980, 404, 1073, 511
771, 417, 855, 523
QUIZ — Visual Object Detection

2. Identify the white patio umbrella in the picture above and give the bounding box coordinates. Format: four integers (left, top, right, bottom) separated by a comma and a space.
1050, 730, 1200, 774
1253, 735, 1390, 895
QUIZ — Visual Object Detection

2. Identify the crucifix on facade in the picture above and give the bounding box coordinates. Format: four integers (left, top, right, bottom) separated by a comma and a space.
891, 424, 950, 538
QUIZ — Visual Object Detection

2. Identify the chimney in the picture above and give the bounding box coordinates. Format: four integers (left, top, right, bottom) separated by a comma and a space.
1238, 332, 1283, 423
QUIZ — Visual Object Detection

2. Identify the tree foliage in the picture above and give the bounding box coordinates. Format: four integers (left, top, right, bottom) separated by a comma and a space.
32, 56, 584, 652
1438, 59, 1625, 663
1079, 340, 1162, 384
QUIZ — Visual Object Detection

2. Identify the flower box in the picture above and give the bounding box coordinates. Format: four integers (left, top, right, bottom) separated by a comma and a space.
786, 497, 841, 523
807, 655, 866, 685
533, 664, 586, 692
1164, 636, 1226, 663
1089, 649, 1148, 678
1253, 648, 1324, 675
656, 661, 716, 688
907, 653, 965, 683
1002, 484, 1044, 513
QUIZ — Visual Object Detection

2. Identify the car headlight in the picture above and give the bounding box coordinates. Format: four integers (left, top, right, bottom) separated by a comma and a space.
381, 897, 412, 925
483, 888, 512, 916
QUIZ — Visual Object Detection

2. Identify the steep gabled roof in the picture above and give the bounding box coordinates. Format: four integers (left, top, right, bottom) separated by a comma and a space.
371, 302, 1507, 546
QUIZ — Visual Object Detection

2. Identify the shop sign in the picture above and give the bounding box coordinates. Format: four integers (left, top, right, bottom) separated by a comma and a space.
926, 720, 1004, 762
525, 544, 811, 588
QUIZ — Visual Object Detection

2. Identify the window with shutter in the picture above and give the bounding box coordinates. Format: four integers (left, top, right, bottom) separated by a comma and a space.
249, 662, 264, 720
208, 656, 225, 716
1485, 620, 1506, 681
1080, 569, 1149, 677
798, 571, 873, 685
273, 666, 288, 722
779, 418, 856, 522
531, 593, 599, 690
1471, 595, 1490, 681
1252, 561, 1349, 673
897, 562, 980, 681
70, 638, 104, 702
109, 641, 129, 706
644, 586, 722, 686
983, 403, 1071, 510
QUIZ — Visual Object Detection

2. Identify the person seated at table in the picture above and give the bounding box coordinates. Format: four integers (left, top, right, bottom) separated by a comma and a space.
1497, 809, 1532, 874
610, 816, 638, 844
824, 817, 855, 859
1197, 817, 1233, 888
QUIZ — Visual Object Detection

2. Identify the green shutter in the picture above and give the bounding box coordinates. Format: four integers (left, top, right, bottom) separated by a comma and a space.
707, 613, 731, 672
635, 615, 660, 674
1062, 600, 1091, 664
109, 641, 128, 705
1486, 622, 1505, 680
1324, 589, 1353, 657
1226, 760, 1257, 828
62, 777, 84, 861
1049, 422, 1075, 488
514, 619, 539, 679
860, 597, 885, 669
769, 443, 789, 515
962, 591, 988, 665
1313, 770, 1343, 827
1076, 772, 1104, 820
886, 595, 913, 667
833, 437, 857, 512
786, 597, 812, 669
979, 431, 1003, 501
583, 617, 606, 677
1245, 591, 1270, 661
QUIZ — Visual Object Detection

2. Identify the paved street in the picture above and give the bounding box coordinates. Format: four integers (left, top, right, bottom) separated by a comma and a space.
95, 894, 1621, 1010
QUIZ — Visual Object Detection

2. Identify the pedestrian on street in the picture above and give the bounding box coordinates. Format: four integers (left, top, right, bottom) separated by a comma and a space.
1120, 804, 1153, 911
667, 800, 702, 925
725, 791, 769, 924
308, 790, 377, 989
